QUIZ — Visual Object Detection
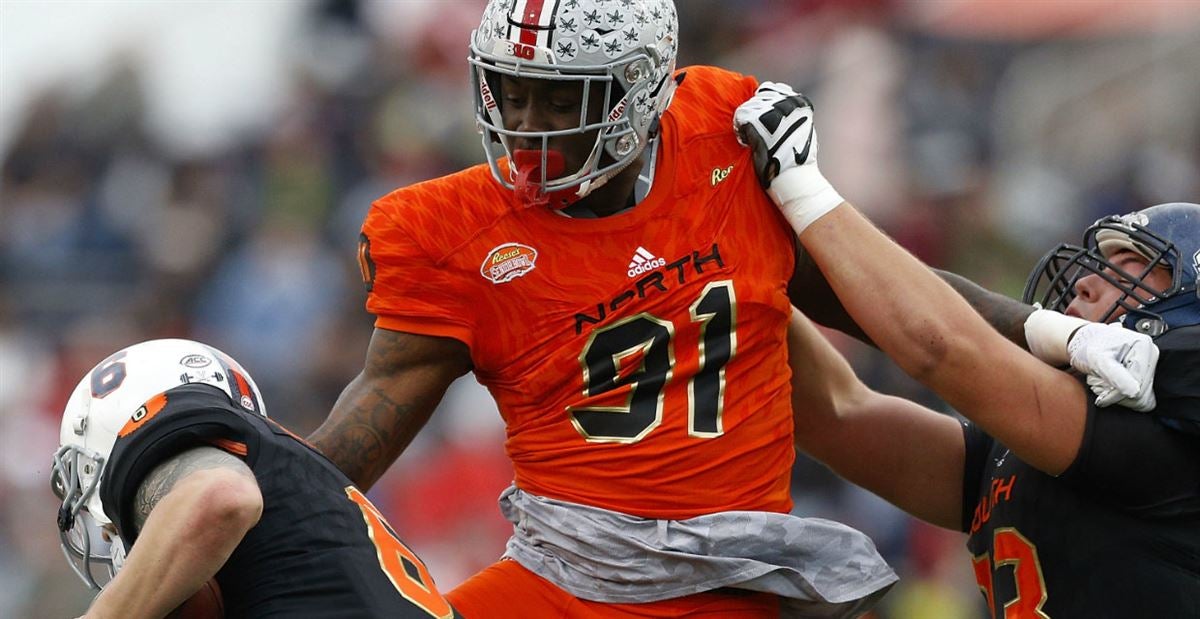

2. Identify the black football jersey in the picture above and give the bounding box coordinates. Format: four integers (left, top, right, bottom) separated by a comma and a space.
961, 327, 1200, 618
100, 384, 460, 618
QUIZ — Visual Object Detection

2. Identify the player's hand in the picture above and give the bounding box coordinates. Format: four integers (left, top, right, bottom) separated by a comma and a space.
1025, 308, 1159, 411
733, 82, 844, 234
1068, 322, 1159, 411
733, 82, 817, 187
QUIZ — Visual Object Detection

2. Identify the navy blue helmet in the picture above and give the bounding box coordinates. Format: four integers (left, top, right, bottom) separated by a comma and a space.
1023, 202, 1200, 337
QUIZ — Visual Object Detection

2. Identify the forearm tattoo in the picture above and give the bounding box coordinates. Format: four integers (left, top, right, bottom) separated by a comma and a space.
131, 446, 255, 533
318, 387, 417, 490
309, 330, 438, 490
935, 269, 1035, 348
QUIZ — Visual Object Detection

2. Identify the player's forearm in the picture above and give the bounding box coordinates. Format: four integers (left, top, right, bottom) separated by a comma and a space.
804, 392, 966, 530
309, 328, 471, 489
86, 469, 260, 619
796, 205, 993, 381
309, 371, 430, 490
799, 204, 1086, 473
790, 243, 1030, 348
936, 269, 1034, 348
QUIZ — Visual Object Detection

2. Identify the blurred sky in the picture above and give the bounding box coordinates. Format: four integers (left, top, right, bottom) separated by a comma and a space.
6, 0, 1199, 161
1, 0, 307, 157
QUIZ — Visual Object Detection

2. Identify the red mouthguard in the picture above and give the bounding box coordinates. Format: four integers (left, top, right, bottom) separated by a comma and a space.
512, 150, 565, 208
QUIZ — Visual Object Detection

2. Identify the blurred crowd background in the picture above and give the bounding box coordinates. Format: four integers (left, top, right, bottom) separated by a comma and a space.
2, 1, 1198, 617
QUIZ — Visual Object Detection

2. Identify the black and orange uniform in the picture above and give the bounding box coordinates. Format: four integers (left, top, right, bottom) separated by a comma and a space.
360, 65, 798, 615
962, 328, 1200, 617
100, 384, 459, 619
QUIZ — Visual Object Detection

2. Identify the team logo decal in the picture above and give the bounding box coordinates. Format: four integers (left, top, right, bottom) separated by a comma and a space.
118, 392, 169, 438
481, 242, 538, 284
627, 246, 664, 278
1116, 212, 1149, 229
180, 354, 212, 369
711, 164, 733, 186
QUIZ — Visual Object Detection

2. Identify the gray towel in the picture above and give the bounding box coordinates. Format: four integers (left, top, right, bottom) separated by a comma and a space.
499, 485, 897, 618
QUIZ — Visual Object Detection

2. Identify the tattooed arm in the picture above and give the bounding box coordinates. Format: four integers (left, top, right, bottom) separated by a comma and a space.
85, 446, 261, 619
308, 328, 472, 490
788, 238, 1034, 347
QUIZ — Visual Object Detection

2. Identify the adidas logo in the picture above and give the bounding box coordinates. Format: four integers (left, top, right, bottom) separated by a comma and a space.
627, 246, 666, 278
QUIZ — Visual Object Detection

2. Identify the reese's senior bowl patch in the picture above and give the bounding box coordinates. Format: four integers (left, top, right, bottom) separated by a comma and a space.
481, 242, 538, 284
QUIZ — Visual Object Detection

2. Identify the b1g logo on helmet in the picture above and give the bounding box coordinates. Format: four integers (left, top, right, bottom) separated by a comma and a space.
502, 41, 538, 61
481, 242, 538, 284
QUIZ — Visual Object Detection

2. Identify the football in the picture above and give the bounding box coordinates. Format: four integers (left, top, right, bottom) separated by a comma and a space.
165, 579, 224, 619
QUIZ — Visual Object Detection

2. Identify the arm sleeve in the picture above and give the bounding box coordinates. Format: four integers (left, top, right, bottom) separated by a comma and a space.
360, 201, 475, 348
959, 419, 993, 532
1059, 393, 1200, 516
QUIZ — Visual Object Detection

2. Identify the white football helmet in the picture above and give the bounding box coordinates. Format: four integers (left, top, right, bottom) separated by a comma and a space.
49, 338, 265, 590
469, 0, 679, 208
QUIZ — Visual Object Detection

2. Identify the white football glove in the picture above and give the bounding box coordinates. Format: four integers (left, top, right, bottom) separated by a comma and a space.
733, 82, 844, 234
1024, 308, 1159, 411
1069, 322, 1159, 411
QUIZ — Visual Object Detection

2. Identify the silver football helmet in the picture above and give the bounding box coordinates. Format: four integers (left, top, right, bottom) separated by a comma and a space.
469, 0, 679, 208
50, 338, 265, 590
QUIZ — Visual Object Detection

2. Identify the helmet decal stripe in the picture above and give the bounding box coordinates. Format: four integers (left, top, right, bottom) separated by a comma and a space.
231, 369, 260, 413
509, 0, 555, 48
207, 348, 243, 402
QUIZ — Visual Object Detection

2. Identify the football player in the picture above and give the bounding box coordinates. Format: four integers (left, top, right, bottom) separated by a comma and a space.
308, 1, 1153, 617
51, 339, 459, 618
736, 85, 1200, 616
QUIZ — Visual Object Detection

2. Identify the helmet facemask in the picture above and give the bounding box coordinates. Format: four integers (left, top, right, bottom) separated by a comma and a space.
51, 443, 125, 590
469, 0, 678, 209
1023, 214, 1183, 328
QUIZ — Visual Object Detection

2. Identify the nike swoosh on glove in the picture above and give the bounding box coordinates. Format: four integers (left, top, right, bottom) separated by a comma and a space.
733, 81, 817, 188
733, 82, 844, 234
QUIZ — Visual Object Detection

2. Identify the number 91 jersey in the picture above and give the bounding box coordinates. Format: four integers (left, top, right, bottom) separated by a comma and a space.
361, 66, 797, 520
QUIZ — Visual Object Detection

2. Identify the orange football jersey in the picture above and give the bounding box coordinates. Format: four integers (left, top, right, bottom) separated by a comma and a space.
361, 66, 798, 520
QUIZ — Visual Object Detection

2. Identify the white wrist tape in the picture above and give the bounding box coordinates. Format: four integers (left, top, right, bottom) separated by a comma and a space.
1024, 308, 1090, 366
768, 165, 845, 235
